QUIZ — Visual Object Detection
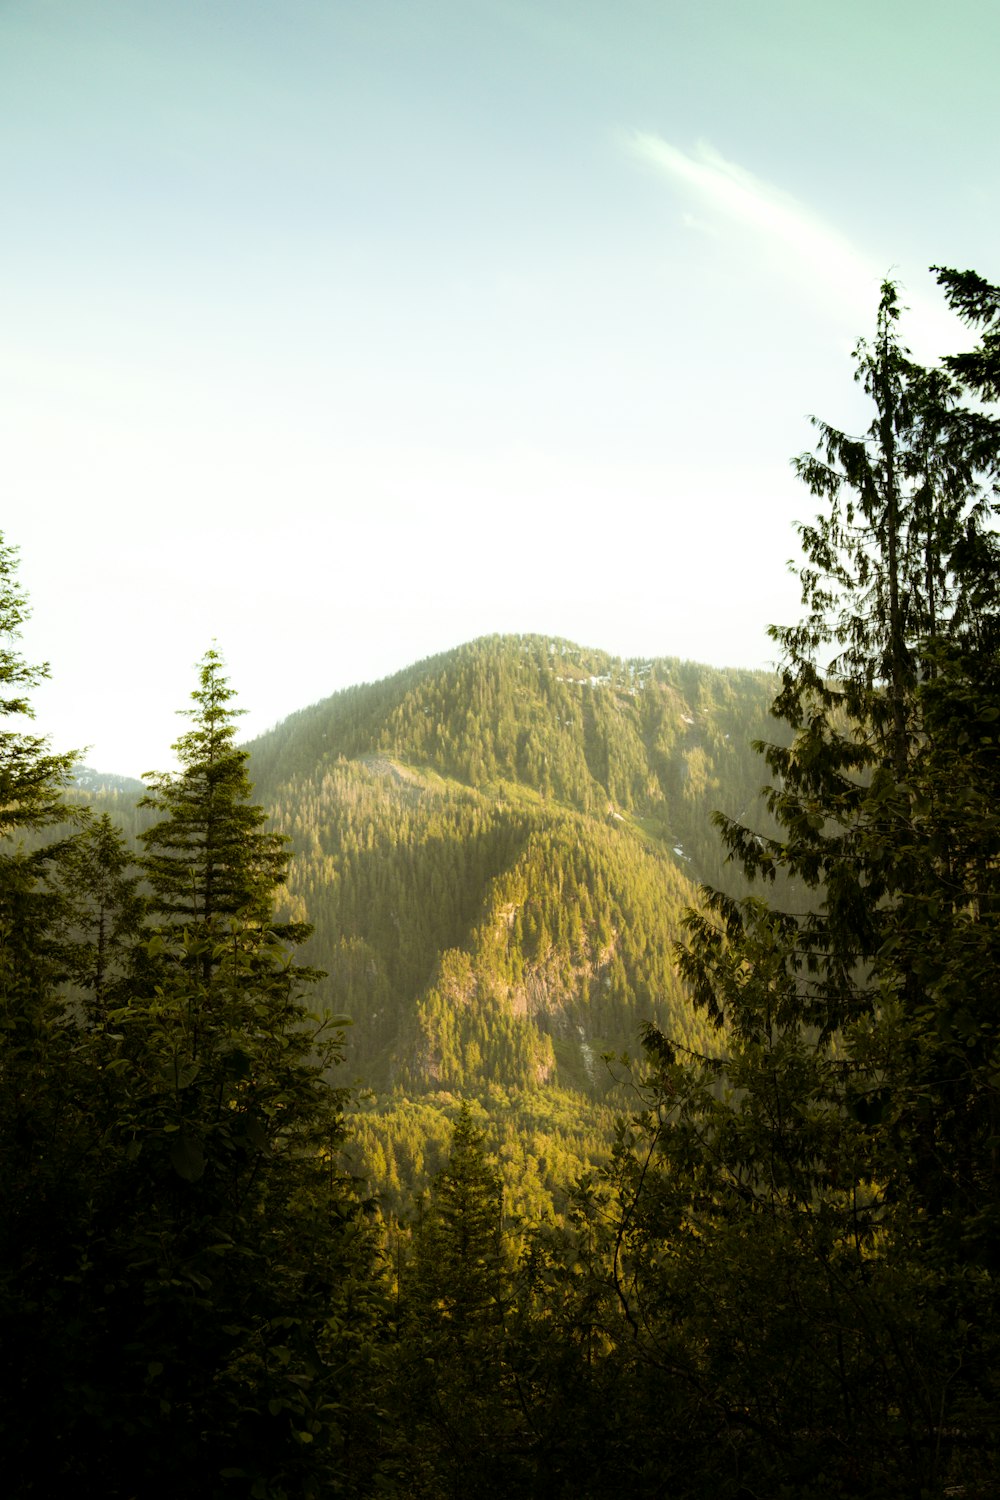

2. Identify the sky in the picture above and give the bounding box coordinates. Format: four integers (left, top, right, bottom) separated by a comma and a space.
1, 0, 997, 777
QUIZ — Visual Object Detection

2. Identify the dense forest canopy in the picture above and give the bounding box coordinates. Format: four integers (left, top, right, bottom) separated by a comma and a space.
1, 266, 998, 1497
249, 636, 786, 1090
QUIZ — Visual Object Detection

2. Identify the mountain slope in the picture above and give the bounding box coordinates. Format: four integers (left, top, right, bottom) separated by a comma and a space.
246, 635, 782, 1094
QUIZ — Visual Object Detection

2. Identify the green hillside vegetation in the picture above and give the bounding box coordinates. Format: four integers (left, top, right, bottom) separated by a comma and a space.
266, 757, 711, 1089
249, 638, 784, 1090
250, 635, 782, 890
241, 639, 788, 1212
347, 1086, 618, 1229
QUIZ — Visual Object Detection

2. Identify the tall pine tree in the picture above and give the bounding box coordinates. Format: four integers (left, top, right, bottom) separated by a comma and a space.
139, 647, 307, 979
3, 638, 382, 1499
605, 274, 1000, 1498
0, 532, 77, 996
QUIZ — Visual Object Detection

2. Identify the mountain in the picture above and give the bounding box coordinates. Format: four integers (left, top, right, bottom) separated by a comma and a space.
244, 635, 783, 1098
72, 766, 146, 796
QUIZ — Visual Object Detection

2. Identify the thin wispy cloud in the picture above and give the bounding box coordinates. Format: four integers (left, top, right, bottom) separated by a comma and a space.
625, 133, 968, 358
627, 132, 877, 308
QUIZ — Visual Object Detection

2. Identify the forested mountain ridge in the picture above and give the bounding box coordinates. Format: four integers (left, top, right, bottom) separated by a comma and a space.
243, 634, 783, 1095
249, 634, 777, 842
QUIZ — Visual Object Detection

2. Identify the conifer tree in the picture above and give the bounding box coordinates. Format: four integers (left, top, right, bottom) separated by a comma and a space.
413, 1101, 505, 1326
0, 537, 104, 1495
935, 264, 1000, 401
139, 647, 306, 979
84, 649, 380, 1495
2, 638, 382, 1498
0, 532, 77, 995
389, 1103, 524, 1494
53, 811, 145, 1023
608, 274, 1000, 1497
0, 535, 75, 836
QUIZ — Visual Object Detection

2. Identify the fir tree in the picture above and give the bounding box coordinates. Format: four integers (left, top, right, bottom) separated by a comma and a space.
607, 274, 1000, 1497
52, 811, 145, 1023
2, 636, 382, 1498
389, 1103, 524, 1495
139, 647, 305, 980
0, 532, 77, 997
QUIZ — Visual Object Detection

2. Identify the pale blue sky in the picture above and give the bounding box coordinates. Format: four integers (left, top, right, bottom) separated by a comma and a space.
1, 0, 996, 774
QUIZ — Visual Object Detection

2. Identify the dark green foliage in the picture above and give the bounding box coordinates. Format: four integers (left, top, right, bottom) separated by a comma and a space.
0, 632, 381, 1498
410, 1102, 505, 1326
581, 273, 1000, 1498
51, 811, 146, 1018
866, 633, 1000, 1270
0, 533, 78, 997
349, 1084, 618, 1232
935, 264, 1000, 401
383, 1103, 527, 1496
140, 649, 307, 952
0, 536, 76, 840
